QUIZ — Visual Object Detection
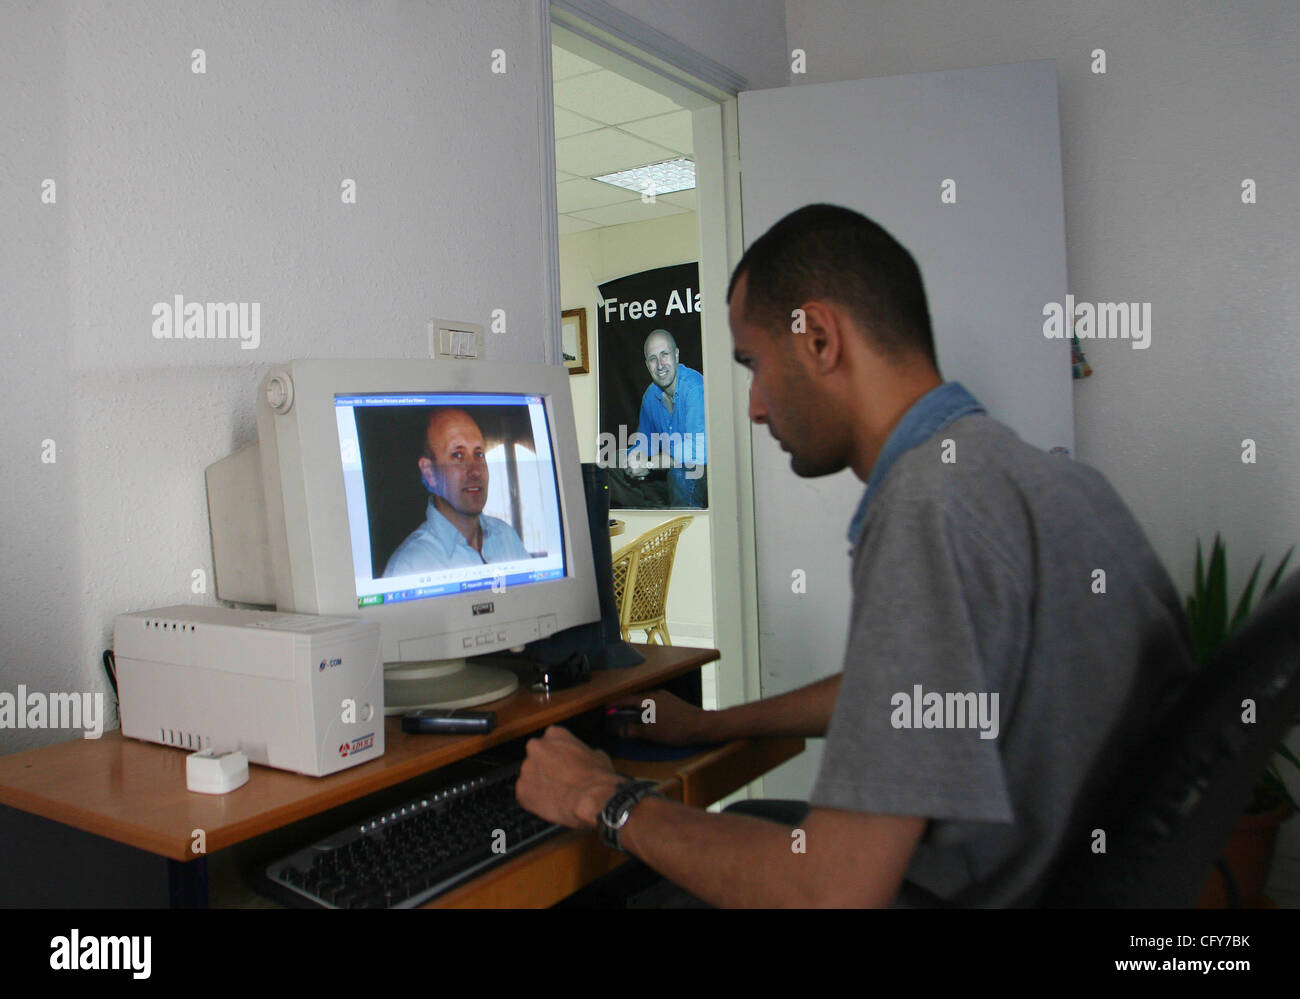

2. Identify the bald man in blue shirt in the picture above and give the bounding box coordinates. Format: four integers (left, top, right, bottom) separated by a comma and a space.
628, 329, 707, 507
384, 408, 530, 576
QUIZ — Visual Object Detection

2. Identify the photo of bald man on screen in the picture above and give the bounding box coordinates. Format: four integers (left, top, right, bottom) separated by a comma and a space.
383, 408, 530, 576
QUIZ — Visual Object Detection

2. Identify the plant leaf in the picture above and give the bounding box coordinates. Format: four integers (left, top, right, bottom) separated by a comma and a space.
1263, 545, 1295, 599
1204, 536, 1228, 665
1189, 539, 1207, 666
1263, 766, 1300, 813
1230, 555, 1265, 633
1193, 538, 1205, 613
1275, 741, 1300, 772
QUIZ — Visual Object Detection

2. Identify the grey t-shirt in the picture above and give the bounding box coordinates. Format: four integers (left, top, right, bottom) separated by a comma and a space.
809, 414, 1194, 906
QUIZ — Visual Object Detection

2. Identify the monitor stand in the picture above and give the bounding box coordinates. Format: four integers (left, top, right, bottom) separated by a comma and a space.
382, 659, 519, 715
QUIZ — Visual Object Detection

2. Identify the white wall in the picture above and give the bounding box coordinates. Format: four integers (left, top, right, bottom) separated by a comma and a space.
784, 0, 1300, 595
560, 212, 713, 640
0, 0, 554, 752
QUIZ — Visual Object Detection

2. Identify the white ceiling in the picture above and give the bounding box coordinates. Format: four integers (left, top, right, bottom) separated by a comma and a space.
553, 46, 696, 234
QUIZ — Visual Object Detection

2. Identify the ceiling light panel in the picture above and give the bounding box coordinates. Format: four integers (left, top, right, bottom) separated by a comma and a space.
594, 158, 695, 196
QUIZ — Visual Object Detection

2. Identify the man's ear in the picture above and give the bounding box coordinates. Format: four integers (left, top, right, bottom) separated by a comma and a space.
418, 456, 435, 491
797, 300, 844, 375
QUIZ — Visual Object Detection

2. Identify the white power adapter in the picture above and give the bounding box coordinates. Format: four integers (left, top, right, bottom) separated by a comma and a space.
186, 748, 250, 794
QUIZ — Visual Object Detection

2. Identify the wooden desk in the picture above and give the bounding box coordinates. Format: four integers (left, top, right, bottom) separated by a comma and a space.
0, 646, 802, 907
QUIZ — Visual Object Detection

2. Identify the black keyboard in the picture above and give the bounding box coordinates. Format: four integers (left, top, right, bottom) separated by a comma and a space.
264, 759, 561, 908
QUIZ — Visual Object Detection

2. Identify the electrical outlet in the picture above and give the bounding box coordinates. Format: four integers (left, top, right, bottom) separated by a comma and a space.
428, 319, 483, 360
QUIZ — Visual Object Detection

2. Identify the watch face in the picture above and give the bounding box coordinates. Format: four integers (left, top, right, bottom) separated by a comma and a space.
599, 781, 657, 851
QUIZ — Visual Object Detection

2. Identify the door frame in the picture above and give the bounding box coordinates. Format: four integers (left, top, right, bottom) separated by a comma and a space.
539, 1, 765, 727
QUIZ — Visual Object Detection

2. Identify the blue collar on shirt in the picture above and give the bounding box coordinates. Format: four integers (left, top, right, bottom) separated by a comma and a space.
846, 381, 986, 546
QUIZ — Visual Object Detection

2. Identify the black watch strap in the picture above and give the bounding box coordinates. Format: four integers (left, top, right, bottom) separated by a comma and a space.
597, 779, 660, 853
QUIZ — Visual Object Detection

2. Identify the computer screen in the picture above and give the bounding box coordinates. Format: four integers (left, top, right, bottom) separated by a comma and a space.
337, 391, 566, 605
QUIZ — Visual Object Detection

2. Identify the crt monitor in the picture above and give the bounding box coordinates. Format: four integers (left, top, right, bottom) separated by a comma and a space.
206, 358, 600, 712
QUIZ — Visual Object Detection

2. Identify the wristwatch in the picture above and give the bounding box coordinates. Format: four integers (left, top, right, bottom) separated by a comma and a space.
596, 779, 661, 853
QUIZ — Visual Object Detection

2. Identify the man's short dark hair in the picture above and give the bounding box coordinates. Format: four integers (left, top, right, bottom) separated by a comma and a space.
727, 204, 937, 367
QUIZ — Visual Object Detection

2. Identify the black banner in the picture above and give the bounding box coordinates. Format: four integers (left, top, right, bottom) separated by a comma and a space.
596, 262, 707, 510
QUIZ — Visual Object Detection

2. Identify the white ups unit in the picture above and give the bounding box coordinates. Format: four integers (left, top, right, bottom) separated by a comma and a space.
114, 605, 383, 777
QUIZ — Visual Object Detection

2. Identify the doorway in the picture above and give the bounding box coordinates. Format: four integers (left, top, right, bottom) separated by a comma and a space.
545, 7, 757, 720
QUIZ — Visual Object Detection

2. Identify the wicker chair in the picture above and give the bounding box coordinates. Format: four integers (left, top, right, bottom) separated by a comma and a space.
610, 515, 694, 645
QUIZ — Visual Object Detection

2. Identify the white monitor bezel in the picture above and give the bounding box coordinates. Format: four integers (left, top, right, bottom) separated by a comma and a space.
256, 358, 599, 664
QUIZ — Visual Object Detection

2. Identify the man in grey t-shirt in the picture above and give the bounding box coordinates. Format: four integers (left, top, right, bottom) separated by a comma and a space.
815, 405, 1193, 905
515, 204, 1194, 906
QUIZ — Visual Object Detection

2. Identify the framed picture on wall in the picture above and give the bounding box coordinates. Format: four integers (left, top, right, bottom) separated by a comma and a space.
561, 308, 589, 375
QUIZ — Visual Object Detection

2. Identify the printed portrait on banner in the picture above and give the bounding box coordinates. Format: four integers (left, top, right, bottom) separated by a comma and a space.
596, 262, 707, 510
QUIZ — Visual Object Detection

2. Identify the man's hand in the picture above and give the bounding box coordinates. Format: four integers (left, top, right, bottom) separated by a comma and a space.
607, 689, 711, 745
515, 726, 624, 829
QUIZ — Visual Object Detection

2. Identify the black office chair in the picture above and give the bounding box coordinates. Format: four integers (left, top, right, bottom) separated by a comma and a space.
1041, 570, 1300, 907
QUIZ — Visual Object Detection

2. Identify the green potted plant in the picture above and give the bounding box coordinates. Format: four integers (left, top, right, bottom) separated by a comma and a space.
1184, 534, 1297, 906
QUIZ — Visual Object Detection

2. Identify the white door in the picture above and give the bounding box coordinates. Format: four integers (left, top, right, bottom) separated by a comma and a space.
738, 60, 1073, 798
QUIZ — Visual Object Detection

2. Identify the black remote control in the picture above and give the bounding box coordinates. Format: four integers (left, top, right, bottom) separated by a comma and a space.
401, 708, 497, 734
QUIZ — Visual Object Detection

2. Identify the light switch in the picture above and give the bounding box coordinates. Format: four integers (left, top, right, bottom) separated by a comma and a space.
428, 318, 484, 360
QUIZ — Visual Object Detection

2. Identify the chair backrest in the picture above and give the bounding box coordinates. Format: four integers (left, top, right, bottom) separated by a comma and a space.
611, 515, 694, 640
1040, 570, 1300, 906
